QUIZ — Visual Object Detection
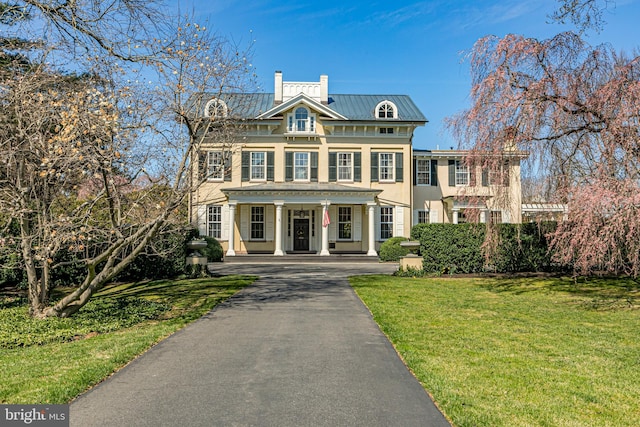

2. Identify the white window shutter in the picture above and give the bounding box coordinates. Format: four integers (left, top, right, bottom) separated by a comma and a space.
197, 205, 207, 236
503, 210, 511, 224
430, 209, 439, 224
413, 209, 419, 226
240, 205, 249, 241
395, 206, 404, 237
329, 205, 337, 241
221, 204, 230, 241
266, 205, 274, 241
353, 205, 362, 241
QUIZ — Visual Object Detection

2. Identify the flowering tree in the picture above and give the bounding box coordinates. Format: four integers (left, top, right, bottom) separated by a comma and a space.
449, 14, 640, 276
0, 2, 254, 317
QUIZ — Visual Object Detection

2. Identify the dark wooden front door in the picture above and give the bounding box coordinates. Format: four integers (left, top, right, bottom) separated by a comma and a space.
293, 219, 310, 251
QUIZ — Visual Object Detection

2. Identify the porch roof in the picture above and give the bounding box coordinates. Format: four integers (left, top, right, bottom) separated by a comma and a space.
222, 183, 382, 205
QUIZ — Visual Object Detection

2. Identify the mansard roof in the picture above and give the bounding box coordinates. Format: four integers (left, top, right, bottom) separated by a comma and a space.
197, 92, 427, 123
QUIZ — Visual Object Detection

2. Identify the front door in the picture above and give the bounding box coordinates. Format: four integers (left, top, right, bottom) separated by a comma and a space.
293, 219, 310, 251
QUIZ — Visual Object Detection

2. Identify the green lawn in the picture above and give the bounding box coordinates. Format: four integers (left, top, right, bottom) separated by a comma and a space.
351, 275, 640, 427
0, 276, 255, 404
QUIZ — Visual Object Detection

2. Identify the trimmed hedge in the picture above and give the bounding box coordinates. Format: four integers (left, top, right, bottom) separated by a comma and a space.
411, 224, 486, 274
411, 222, 562, 274
379, 236, 410, 262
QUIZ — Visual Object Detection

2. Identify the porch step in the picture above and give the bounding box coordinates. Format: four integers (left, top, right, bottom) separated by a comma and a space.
217, 253, 382, 264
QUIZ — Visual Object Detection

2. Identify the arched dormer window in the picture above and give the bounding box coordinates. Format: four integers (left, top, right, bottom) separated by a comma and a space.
375, 100, 398, 119
204, 98, 228, 118
287, 106, 316, 133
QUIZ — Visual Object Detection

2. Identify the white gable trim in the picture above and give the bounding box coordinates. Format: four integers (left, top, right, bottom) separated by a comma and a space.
256, 93, 347, 120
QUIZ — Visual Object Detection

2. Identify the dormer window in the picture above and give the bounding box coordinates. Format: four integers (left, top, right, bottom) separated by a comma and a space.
375, 101, 398, 119
204, 98, 228, 118
287, 106, 316, 133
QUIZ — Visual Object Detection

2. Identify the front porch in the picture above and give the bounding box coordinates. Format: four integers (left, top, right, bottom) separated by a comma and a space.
221, 183, 383, 257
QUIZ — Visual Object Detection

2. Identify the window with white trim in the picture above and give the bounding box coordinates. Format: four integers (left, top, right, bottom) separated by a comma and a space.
207, 205, 222, 238
207, 151, 224, 181
287, 107, 316, 133
416, 159, 430, 185
379, 153, 395, 182
380, 207, 393, 240
490, 211, 503, 224
455, 160, 469, 186
417, 210, 429, 224
204, 98, 228, 118
338, 207, 352, 240
250, 152, 266, 181
376, 101, 397, 119
337, 153, 353, 181
251, 206, 265, 240
294, 152, 309, 181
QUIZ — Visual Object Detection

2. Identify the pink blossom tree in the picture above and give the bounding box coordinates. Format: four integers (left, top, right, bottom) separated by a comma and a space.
449, 12, 640, 276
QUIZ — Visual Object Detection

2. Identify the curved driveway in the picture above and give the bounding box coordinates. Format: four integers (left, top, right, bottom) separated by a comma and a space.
70, 258, 450, 426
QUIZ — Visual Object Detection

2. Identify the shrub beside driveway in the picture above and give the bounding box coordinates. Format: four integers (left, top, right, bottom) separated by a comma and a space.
351, 275, 640, 427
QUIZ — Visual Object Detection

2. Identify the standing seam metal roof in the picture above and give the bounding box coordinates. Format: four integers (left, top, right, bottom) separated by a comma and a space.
205, 92, 427, 122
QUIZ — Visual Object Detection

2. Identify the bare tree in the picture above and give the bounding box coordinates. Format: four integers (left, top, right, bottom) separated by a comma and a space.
0, 4, 254, 317
549, 0, 615, 34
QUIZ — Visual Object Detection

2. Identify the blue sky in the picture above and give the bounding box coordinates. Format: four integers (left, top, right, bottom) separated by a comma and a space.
186, 0, 640, 149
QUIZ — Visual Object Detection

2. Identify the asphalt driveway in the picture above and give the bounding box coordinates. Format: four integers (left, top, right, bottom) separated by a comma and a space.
70, 257, 450, 426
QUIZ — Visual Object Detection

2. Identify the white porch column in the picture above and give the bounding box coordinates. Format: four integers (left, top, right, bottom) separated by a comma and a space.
226, 202, 237, 256
274, 202, 284, 256
453, 210, 459, 224
320, 202, 330, 256
367, 202, 377, 256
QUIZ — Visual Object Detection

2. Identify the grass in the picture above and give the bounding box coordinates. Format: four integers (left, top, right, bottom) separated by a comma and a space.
350, 275, 640, 427
0, 275, 255, 404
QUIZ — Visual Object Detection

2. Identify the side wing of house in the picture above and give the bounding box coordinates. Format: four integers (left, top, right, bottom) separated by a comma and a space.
412, 150, 524, 225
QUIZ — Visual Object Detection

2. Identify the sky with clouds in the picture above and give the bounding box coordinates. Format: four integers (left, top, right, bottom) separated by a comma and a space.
186, 0, 640, 149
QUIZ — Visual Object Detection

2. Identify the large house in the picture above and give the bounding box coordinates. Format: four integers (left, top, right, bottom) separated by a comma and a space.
192, 71, 524, 256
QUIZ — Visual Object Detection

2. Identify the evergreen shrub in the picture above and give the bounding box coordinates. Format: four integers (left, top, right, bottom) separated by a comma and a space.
379, 236, 410, 262
411, 222, 563, 274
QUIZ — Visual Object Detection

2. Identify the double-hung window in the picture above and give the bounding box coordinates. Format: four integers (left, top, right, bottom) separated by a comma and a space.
416, 159, 430, 185
455, 160, 469, 186
207, 152, 224, 181
337, 153, 353, 181
380, 207, 393, 240
294, 152, 309, 181
417, 210, 429, 224
379, 153, 395, 182
338, 207, 352, 240
251, 152, 266, 181
207, 205, 222, 238
251, 206, 265, 240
